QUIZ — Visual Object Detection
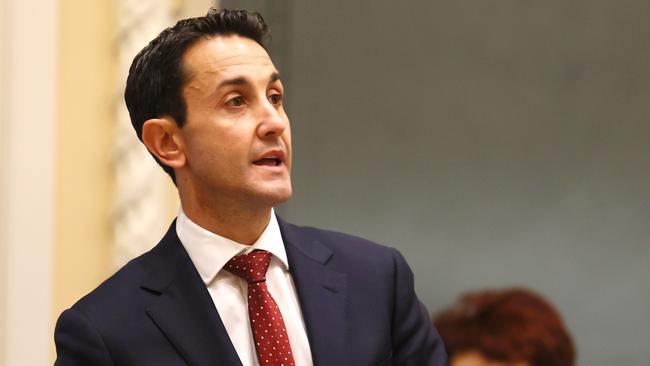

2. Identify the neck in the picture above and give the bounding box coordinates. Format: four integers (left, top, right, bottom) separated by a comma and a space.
175, 171, 278, 245
181, 199, 272, 245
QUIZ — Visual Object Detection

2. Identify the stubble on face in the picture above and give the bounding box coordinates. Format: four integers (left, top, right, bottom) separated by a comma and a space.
175, 35, 292, 230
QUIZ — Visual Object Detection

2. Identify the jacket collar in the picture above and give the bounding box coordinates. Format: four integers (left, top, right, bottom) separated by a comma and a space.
140, 217, 350, 366
141, 221, 243, 366
278, 217, 349, 365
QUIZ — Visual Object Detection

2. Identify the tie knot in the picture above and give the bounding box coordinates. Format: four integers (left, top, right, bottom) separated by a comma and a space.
224, 250, 272, 284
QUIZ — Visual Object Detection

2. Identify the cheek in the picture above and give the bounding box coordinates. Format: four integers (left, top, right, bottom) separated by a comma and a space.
184, 133, 228, 170
282, 126, 292, 150
181, 117, 261, 172
282, 136, 292, 168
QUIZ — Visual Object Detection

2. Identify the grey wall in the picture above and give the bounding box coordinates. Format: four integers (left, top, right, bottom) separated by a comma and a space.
224, 1, 650, 364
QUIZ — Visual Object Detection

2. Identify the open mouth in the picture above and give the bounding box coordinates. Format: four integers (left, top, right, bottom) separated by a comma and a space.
253, 157, 282, 167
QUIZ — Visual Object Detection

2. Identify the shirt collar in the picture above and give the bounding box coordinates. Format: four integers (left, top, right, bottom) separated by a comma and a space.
176, 207, 289, 285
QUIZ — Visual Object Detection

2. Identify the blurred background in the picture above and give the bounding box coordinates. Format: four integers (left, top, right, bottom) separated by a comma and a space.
1, 0, 648, 365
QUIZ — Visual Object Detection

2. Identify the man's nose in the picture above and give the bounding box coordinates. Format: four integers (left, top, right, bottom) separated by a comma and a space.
256, 98, 288, 138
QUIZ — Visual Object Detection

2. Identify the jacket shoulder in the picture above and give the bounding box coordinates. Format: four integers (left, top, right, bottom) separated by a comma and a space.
70, 249, 152, 318
279, 219, 402, 272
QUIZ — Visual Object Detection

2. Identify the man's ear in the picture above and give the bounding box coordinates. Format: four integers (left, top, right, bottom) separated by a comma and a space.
141, 117, 186, 169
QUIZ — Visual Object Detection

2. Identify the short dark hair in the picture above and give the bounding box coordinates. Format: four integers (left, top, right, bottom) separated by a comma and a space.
124, 8, 269, 183
433, 288, 576, 366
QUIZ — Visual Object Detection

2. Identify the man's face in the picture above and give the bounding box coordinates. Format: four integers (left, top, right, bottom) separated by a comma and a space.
178, 35, 292, 209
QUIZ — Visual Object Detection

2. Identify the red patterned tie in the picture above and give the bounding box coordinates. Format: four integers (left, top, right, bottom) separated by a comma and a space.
225, 250, 296, 366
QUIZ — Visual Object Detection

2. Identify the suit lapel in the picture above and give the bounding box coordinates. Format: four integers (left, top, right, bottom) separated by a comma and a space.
141, 222, 242, 366
279, 218, 349, 366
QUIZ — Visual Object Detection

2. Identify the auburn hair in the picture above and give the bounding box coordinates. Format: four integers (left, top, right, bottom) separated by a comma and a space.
433, 288, 575, 366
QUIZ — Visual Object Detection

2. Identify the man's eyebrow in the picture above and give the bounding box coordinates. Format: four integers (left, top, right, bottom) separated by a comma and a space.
216, 76, 248, 89
270, 72, 281, 84
214, 72, 281, 90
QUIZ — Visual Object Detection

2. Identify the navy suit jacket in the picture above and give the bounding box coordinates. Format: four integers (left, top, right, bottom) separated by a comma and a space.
54, 218, 447, 365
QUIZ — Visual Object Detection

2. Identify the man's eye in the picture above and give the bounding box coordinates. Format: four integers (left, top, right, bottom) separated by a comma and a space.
268, 93, 283, 106
226, 96, 244, 107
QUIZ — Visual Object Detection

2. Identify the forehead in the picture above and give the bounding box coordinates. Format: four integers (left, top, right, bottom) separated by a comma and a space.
182, 35, 276, 81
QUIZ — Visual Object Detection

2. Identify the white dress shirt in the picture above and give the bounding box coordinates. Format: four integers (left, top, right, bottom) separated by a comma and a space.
176, 208, 313, 366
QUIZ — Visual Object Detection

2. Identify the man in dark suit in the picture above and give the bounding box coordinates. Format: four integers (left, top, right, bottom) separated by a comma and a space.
54, 8, 447, 366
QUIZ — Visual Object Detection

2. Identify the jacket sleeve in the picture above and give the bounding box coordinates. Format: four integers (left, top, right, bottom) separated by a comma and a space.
54, 308, 114, 366
390, 248, 448, 366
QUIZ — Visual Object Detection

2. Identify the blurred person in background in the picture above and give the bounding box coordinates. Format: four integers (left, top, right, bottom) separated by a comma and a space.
433, 288, 575, 366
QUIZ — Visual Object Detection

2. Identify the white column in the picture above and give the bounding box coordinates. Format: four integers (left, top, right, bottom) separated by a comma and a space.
112, 0, 176, 268
111, 0, 215, 268
0, 0, 58, 365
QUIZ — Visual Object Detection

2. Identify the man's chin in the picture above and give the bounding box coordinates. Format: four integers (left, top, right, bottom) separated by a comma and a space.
253, 184, 292, 207
270, 187, 292, 207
